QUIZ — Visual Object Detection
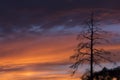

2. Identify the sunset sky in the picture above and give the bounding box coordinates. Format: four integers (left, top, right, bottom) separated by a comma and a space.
0, 0, 120, 80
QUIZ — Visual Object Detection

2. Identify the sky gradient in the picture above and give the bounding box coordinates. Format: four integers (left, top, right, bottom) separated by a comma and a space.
0, 0, 120, 80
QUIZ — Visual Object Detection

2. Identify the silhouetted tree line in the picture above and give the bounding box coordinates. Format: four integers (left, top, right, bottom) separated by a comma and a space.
82, 66, 120, 80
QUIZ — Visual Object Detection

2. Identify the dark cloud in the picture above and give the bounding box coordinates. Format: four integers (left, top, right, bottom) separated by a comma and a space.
0, 0, 120, 37
1, 0, 120, 9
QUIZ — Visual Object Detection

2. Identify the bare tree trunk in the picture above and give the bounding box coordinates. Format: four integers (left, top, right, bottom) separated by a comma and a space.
90, 12, 94, 80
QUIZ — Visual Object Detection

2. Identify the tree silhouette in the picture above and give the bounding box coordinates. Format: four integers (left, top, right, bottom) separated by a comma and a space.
82, 66, 120, 80
70, 12, 114, 80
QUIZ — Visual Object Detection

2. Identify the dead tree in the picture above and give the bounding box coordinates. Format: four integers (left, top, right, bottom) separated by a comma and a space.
70, 12, 114, 80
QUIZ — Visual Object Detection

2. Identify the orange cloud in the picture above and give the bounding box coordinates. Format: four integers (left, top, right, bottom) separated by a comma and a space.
0, 30, 120, 80
0, 34, 76, 65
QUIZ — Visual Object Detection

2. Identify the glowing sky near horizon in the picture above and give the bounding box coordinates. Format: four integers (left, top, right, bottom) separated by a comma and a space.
0, 25, 120, 80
